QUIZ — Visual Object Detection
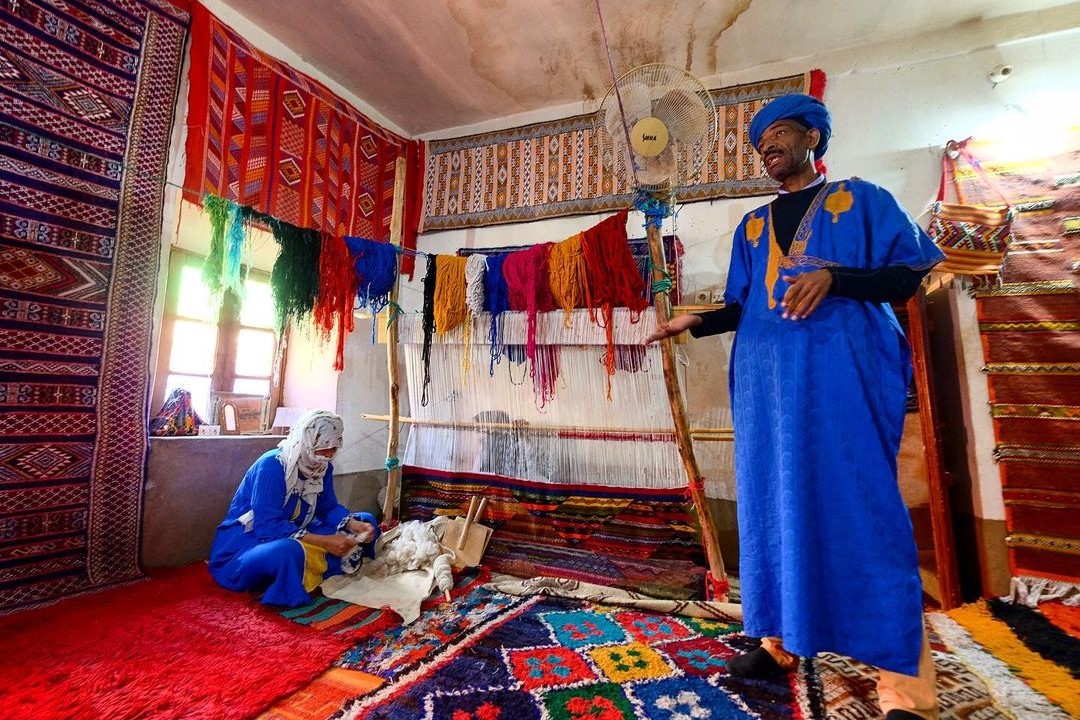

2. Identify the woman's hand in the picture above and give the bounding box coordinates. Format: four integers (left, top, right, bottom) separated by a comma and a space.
305, 533, 359, 557
346, 519, 375, 543
644, 313, 701, 344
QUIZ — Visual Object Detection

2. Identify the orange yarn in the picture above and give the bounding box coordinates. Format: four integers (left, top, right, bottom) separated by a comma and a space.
433, 255, 469, 334
549, 233, 588, 326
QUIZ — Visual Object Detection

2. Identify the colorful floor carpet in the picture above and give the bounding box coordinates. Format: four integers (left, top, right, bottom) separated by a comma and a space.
287, 583, 1074, 720
0, 564, 356, 720
943, 599, 1080, 717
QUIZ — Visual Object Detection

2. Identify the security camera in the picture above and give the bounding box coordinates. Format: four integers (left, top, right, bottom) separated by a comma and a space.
988, 64, 1013, 84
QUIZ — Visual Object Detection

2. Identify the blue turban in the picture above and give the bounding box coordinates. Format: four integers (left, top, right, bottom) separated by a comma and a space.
749, 94, 832, 158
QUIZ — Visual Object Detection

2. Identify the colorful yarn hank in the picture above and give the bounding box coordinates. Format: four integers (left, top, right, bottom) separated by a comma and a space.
434, 255, 472, 379
420, 255, 438, 406
464, 254, 487, 318
483, 253, 510, 376
346, 237, 401, 344
548, 233, 589, 327
433, 256, 469, 334
201, 194, 230, 296
269, 219, 322, 334
313, 232, 359, 371
581, 209, 646, 395
502, 243, 559, 404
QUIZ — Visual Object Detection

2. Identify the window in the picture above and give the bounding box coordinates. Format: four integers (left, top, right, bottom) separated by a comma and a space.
152, 250, 283, 425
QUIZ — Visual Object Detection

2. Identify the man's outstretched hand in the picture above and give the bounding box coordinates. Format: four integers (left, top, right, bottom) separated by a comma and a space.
645, 313, 701, 344
781, 269, 833, 320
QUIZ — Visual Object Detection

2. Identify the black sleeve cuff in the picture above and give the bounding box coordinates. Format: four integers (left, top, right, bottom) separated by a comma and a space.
689, 303, 743, 338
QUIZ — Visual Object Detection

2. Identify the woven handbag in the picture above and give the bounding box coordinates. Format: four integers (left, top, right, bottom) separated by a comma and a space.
927, 144, 1014, 284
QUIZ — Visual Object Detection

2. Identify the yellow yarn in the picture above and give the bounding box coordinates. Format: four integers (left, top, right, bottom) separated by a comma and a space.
948, 602, 1080, 716
549, 233, 588, 326
434, 255, 469, 334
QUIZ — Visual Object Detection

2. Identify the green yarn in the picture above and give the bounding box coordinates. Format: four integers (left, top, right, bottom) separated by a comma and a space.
202, 194, 231, 296
269, 219, 322, 333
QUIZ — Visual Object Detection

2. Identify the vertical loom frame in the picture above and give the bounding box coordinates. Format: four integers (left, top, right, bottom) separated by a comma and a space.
382, 156, 408, 522
644, 209, 728, 594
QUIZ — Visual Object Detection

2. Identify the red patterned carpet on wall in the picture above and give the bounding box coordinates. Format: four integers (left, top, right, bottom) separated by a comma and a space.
0, 0, 189, 611
957, 137, 1080, 582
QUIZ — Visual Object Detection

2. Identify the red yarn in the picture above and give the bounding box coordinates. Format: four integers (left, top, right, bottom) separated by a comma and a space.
313, 231, 359, 371
502, 243, 559, 403
581, 210, 647, 395
705, 570, 731, 601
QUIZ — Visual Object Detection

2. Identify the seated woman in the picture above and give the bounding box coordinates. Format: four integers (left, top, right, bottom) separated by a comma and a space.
209, 409, 380, 607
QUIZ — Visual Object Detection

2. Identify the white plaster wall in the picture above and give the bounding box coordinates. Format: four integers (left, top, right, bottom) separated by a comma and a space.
388, 28, 1080, 507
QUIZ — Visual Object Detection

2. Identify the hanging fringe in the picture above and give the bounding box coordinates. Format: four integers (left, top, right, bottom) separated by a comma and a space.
420, 255, 438, 406
314, 233, 359, 371
202, 195, 231, 297
269, 219, 322, 333
549, 233, 588, 327
484, 253, 510, 376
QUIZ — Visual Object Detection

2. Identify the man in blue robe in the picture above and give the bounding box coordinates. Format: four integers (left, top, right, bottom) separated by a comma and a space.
649, 94, 943, 720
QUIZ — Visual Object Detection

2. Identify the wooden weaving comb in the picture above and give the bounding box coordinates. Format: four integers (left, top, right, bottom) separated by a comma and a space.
441, 496, 492, 569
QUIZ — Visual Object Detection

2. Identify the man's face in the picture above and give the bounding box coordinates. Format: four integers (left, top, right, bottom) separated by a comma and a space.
756, 119, 819, 181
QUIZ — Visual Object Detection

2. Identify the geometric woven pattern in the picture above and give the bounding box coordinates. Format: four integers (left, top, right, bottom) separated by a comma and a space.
183, 5, 408, 243
0, 0, 190, 610
336, 594, 1035, 720
957, 136, 1080, 582
401, 466, 710, 600
421, 73, 820, 231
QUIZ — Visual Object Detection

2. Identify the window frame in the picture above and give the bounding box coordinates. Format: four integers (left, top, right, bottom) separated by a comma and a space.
152, 248, 286, 428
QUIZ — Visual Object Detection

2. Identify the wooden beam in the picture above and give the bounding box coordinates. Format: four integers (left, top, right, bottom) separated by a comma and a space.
382, 155, 408, 522
645, 217, 727, 591
361, 413, 733, 441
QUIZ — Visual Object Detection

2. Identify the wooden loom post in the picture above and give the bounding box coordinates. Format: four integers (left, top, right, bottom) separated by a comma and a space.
643, 209, 728, 592
382, 156, 408, 522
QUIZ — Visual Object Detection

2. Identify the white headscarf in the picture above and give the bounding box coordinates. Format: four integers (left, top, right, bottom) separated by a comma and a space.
277, 409, 344, 507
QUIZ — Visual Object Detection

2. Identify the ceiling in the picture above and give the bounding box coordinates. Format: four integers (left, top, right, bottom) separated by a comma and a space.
219, 0, 1077, 136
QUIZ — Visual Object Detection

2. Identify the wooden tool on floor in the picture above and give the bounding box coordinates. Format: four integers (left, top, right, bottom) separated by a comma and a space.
441, 496, 492, 568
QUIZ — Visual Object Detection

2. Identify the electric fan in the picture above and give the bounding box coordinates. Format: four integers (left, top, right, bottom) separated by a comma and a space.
593, 63, 729, 599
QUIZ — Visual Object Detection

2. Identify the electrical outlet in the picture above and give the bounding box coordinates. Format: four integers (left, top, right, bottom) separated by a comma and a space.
710, 290, 724, 304
694, 291, 709, 303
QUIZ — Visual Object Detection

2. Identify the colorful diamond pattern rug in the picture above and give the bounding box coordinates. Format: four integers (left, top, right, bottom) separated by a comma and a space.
330, 591, 1065, 720
0, 0, 189, 611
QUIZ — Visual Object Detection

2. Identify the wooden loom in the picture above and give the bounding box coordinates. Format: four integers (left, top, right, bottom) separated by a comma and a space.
375, 188, 731, 598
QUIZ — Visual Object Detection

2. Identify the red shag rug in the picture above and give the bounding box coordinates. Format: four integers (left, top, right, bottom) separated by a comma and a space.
0, 563, 355, 720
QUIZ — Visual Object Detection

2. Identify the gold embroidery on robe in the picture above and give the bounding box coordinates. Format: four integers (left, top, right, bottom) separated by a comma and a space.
745, 213, 764, 247
765, 209, 782, 310
824, 182, 854, 223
